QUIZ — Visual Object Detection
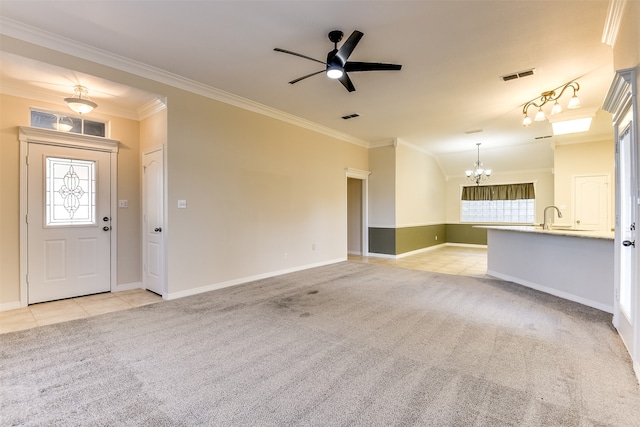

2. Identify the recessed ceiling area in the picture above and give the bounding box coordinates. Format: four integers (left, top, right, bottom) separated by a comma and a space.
0, 1, 617, 177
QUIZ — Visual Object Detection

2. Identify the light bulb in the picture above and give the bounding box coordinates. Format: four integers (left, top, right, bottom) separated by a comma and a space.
567, 95, 581, 109
534, 108, 546, 121
522, 115, 532, 127
551, 101, 563, 115
326, 65, 344, 79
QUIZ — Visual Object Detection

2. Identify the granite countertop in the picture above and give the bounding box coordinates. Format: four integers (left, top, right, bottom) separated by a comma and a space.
476, 225, 615, 241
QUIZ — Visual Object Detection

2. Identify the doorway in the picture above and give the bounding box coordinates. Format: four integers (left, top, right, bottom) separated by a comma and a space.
20, 127, 119, 305
604, 67, 639, 381
346, 168, 370, 256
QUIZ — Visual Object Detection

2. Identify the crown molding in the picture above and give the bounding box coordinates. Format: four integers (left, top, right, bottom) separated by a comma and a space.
0, 17, 369, 147
601, 0, 627, 47
137, 98, 167, 121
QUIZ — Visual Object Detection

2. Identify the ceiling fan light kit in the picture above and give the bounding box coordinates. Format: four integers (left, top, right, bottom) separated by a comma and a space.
274, 30, 402, 92
521, 80, 580, 127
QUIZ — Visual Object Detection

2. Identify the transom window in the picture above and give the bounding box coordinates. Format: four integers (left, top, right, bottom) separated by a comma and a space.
461, 183, 535, 223
31, 109, 107, 138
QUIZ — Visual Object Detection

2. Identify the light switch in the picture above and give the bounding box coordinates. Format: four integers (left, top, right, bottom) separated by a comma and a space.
119, 200, 128, 208
177, 200, 187, 209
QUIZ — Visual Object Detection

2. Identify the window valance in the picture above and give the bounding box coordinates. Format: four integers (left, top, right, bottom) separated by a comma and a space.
461, 183, 535, 201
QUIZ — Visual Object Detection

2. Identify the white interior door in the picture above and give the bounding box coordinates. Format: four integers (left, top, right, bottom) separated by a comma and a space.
143, 147, 164, 296
27, 143, 111, 304
574, 175, 609, 230
617, 123, 638, 367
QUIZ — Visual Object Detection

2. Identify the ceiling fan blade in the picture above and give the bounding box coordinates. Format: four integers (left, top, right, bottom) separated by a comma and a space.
335, 30, 364, 65
274, 48, 327, 65
288, 70, 325, 84
338, 72, 356, 92
344, 62, 402, 72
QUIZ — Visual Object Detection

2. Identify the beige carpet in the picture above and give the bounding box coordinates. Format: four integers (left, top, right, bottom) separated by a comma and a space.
1, 262, 639, 426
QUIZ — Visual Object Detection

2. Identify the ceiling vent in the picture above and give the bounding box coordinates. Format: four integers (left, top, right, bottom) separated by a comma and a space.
534, 135, 552, 140
341, 113, 360, 120
500, 68, 536, 82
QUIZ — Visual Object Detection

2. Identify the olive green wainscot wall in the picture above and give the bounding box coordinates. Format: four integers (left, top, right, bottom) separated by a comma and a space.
368, 224, 488, 256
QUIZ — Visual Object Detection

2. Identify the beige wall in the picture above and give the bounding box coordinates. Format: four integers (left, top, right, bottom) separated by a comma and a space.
445, 170, 555, 224
1, 35, 369, 303
395, 142, 446, 227
613, 1, 639, 70
0, 93, 141, 305
553, 140, 615, 229
368, 145, 396, 227
164, 92, 368, 293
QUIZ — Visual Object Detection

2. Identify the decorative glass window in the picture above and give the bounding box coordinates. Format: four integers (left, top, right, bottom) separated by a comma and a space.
46, 157, 96, 226
461, 183, 535, 224
31, 110, 107, 138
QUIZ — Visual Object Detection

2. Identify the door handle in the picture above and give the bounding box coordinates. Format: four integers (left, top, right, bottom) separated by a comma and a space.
154, 227, 162, 232
622, 240, 635, 248
103, 226, 110, 231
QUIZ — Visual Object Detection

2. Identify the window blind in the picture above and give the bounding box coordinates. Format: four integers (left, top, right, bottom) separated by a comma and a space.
461, 183, 535, 201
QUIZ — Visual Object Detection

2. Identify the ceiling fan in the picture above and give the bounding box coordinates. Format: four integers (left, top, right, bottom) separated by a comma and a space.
274, 30, 402, 92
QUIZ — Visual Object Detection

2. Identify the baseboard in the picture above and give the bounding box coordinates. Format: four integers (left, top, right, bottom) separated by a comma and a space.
166, 257, 346, 301
487, 270, 613, 314
396, 243, 447, 259
445, 242, 488, 249
0, 301, 24, 312
113, 282, 143, 292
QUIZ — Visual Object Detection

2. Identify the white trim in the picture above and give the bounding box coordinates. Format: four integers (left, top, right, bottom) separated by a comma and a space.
487, 270, 614, 314
166, 258, 345, 301
137, 98, 167, 121
1, 18, 368, 148
113, 282, 143, 292
396, 243, 447, 258
601, 0, 628, 46
19, 126, 120, 307
0, 301, 23, 312
445, 242, 488, 249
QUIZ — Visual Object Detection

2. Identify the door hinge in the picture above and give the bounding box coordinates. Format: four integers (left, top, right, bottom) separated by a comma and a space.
615, 289, 620, 301
25, 274, 29, 284
25, 214, 28, 224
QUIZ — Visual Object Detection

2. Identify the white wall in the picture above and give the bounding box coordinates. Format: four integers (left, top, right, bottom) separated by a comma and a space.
395, 141, 446, 227
368, 145, 396, 227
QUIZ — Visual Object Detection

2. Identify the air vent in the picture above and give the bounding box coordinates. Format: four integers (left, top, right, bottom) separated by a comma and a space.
500, 68, 536, 82
341, 113, 360, 120
464, 129, 483, 134
534, 135, 552, 140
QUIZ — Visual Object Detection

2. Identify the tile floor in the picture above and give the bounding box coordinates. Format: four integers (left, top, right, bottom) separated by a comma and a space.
348, 244, 490, 278
2, 246, 486, 335
0, 289, 162, 335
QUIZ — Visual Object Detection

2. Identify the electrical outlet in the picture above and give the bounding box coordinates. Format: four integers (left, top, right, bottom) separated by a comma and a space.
311, 244, 316, 251
435, 235, 438, 241
118, 200, 128, 208
177, 200, 187, 209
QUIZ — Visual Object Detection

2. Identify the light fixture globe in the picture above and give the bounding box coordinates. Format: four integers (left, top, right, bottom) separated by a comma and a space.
326, 64, 344, 79
64, 85, 97, 114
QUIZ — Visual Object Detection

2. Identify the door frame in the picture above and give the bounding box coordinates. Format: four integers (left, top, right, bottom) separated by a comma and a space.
603, 67, 639, 381
142, 144, 167, 298
345, 168, 371, 256
19, 126, 119, 308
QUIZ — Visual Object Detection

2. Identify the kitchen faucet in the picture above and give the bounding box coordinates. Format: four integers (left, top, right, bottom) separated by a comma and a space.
543, 206, 563, 230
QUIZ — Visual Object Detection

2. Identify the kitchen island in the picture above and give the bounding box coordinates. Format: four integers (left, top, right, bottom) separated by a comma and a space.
479, 226, 615, 313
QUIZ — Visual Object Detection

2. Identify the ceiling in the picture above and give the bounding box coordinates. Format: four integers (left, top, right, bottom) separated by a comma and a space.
0, 1, 617, 178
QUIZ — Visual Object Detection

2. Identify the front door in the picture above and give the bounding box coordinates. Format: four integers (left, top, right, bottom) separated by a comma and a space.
27, 143, 112, 304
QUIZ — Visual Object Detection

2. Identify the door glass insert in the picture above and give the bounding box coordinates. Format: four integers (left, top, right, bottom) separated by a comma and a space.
46, 157, 96, 226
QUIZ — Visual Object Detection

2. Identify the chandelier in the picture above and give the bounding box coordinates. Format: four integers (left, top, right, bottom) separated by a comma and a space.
64, 85, 97, 115
521, 80, 580, 126
465, 143, 491, 185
